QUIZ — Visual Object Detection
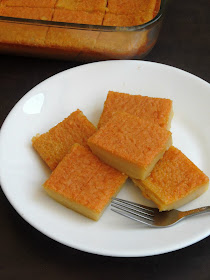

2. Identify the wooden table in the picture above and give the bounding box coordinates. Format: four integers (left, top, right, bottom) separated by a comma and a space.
0, 0, 210, 279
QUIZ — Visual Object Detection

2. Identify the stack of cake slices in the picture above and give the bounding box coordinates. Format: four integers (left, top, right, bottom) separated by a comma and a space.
32, 91, 209, 220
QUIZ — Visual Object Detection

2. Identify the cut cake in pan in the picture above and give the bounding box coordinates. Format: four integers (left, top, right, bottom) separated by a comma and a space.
56, 0, 108, 12
1, 0, 57, 8
107, 0, 157, 16
45, 9, 104, 58
98, 91, 173, 129
0, 7, 53, 46
103, 12, 152, 26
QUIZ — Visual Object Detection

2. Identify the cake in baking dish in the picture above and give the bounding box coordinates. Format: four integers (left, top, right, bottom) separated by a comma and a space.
0, 0, 161, 60
1, 0, 57, 8
103, 12, 152, 26
107, 0, 158, 15
56, 0, 108, 12
45, 8, 104, 58
32, 109, 96, 170
132, 146, 209, 211
43, 144, 128, 220
0, 6, 53, 46
88, 111, 172, 180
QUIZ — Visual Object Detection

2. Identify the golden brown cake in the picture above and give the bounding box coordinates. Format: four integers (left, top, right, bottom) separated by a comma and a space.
32, 109, 96, 170
0, 1, 160, 60
103, 12, 150, 26
88, 111, 172, 180
43, 144, 128, 220
98, 91, 173, 129
51, 8, 104, 25
133, 146, 209, 211
1, 0, 57, 8
107, 0, 157, 16
90, 28, 147, 61
154, 0, 161, 17
0, 7, 53, 46
45, 9, 104, 58
56, 0, 108, 12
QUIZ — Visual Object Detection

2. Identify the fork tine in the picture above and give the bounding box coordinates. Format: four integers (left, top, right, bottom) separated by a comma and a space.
112, 198, 155, 213
111, 201, 154, 221
111, 208, 154, 227
112, 200, 154, 217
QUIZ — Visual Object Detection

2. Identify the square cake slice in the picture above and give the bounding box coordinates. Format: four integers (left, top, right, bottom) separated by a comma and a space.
56, 0, 108, 12
132, 146, 209, 211
107, 0, 158, 16
98, 91, 173, 129
32, 109, 96, 170
88, 112, 172, 180
43, 144, 128, 220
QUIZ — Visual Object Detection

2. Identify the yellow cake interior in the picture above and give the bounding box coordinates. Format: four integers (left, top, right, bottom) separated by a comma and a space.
88, 111, 172, 180
43, 144, 127, 220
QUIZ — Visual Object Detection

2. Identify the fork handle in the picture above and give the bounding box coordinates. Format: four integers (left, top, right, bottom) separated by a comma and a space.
180, 206, 210, 218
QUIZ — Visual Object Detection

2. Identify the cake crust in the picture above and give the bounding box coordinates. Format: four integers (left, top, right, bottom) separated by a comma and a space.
98, 91, 173, 129
88, 111, 172, 179
43, 144, 127, 220
32, 109, 96, 170
0, 6, 53, 46
107, 0, 157, 15
1, 0, 57, 8
133, 146, 209, 211
56, 0, 108, 12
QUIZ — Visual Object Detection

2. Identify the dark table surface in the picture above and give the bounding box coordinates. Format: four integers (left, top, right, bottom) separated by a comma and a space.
0, 0, 210, 279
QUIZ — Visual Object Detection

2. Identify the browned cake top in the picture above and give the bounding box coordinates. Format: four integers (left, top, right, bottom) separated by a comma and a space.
107, 0, 157, 15
103, 13, 150, 26
89, 111, 171, 168
52, 9, 104, 25
0, 6, 54, 45
98, 91, 172, 129
1, 0, 57, 8
44, 144, 127, 212
142, 146, 209, 204
32, 109, 96, 170
56, 0, 108, 12
0, 6, 53, 20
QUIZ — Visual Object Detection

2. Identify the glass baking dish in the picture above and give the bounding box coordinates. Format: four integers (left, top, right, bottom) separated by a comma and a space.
0, 0, 167, 61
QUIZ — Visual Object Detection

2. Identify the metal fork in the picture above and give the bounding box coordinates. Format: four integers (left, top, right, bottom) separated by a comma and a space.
111, 198, 210, 227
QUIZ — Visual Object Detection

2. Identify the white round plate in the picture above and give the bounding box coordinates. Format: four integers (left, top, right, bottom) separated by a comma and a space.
0, 60, 210, 257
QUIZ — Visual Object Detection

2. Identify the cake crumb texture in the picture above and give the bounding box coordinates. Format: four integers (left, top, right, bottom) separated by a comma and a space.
56, 0, 108, 12
107, 0, 157, 16
89, 111, 172, 168
45, 9, 104, 53
98, 91, 173, 129
0, 0, 160, 59
32, 109, 96, 170
0, 6, 53, 46
44, 144, 127, 219
1, 0, 57, 8
137, 146, 209, 206
103, 12, 151, 26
